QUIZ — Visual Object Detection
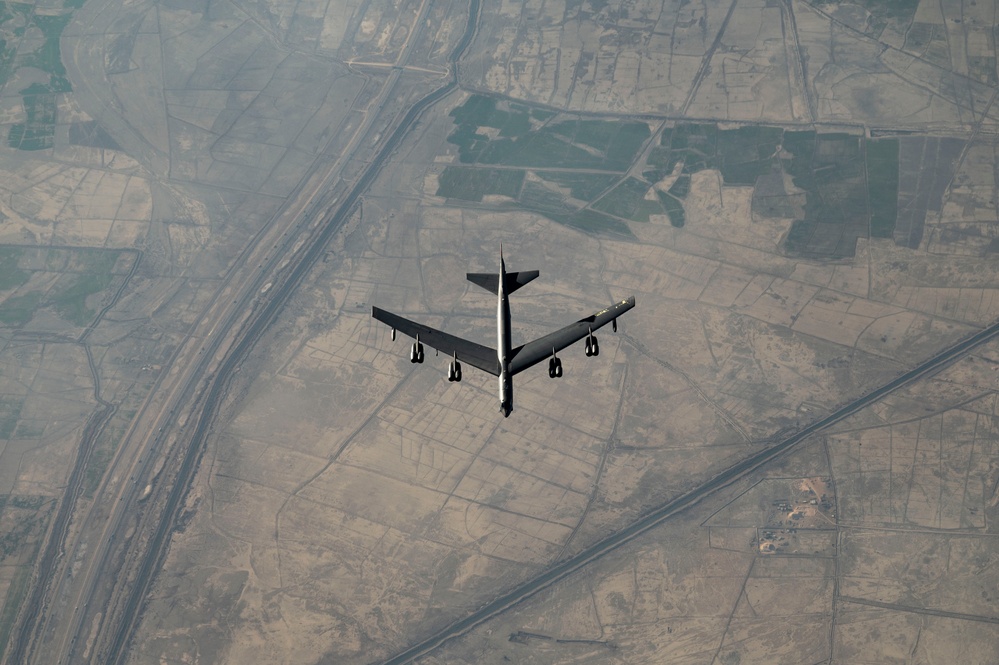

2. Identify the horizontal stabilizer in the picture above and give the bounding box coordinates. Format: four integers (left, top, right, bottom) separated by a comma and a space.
467, 270, 540, 294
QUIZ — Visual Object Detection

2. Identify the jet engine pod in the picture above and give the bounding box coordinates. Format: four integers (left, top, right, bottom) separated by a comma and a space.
548, 356, 563, 378
448, 360, 462, 382
411, 342, 424, 363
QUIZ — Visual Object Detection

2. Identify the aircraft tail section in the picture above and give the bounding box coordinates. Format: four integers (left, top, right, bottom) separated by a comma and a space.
506, 270, 540, 293
467, 270, 539, 294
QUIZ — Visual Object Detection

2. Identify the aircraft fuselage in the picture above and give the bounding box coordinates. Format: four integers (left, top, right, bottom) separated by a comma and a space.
497, 253, 513, 417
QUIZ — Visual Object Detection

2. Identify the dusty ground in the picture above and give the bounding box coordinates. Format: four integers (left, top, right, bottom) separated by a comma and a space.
132, 32, 999, 665
2, 0, 999, 663
0, 0, 400, 658
420, 338, 999, 664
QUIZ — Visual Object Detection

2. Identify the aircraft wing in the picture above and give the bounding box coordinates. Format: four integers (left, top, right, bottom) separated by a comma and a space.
372, 306, 500, 376
508, 296, 635, 375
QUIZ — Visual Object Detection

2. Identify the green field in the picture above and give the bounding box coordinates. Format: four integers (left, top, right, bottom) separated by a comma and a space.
658, 192, 685, 228
0, 247, 124, 327
52, 271, 114, 325
535, 172, 619, 201
19, 14, 72, 92
51, 250, 120, 326
447, 95, 651, 170
13, 420, 45, 438
0, 292, 41, 326
0, 397, 22, 438
781, 132, 872, 257
440, 95, 654, 236
440, 101, 900, 248
437, 166, 525, 201
519, 180, 577, 215
0, 38, 15, 89
0, 247, 28, 290
643, 123, 899, 257
866, 138, 900, 238
2, 5, 78, 151
551, 209, 632, 236
861, 0, 920, 34
667, 174, 690, 199
968, 56, 998, 85
646, 123, 783, 185
8, 92, 57, 151
592, 177, 665, 222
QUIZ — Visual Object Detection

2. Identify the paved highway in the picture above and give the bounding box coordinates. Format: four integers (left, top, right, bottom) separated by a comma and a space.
7, 0, 473, 663
12, 0, 991, 663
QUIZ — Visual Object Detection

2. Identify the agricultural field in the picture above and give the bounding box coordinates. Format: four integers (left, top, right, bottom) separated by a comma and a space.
433, 97, 909, 257
0, 0, 997, 662
0, 4, 77, 151
0, 0, 420, 659
0, 246, 132, 328
129, 66, 999, 664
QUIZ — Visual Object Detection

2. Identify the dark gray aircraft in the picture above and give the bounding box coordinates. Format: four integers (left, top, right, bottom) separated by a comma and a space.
372, 249, 636, 416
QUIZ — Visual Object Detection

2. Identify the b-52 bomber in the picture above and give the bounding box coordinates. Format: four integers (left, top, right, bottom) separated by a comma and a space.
372, 249, 636, 416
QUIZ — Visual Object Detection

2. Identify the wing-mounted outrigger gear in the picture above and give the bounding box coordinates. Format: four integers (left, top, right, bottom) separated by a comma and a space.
447, 351, 462, 382
410, 334, 425, 363
548, 347, 563, 378
584, 327, 599, 357
612, 318, 617, 333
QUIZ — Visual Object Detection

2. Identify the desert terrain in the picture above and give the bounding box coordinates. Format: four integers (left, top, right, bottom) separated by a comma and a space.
0, 0, 998, 664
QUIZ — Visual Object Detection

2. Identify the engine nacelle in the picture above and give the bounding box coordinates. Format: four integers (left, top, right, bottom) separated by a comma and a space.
410, 342, 424, 363
447, 360, 462, 382
584, 334, 598, 357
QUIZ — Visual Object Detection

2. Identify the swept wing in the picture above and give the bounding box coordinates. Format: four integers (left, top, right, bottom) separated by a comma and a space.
371, 306, 500, 376
508, 296, 636, 375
